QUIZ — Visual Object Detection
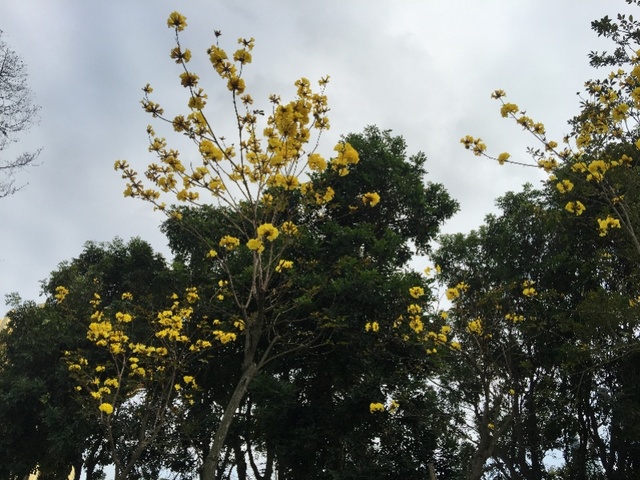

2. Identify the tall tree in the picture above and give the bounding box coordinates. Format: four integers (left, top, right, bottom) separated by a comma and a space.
161, 126, 459, 479
0, 238, 182, 480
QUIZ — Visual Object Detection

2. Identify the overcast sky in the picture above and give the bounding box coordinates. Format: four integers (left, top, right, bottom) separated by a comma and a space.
0, 0, 632, 308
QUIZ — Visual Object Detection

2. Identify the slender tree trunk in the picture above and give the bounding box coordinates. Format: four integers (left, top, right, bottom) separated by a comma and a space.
201, 363, 259, 480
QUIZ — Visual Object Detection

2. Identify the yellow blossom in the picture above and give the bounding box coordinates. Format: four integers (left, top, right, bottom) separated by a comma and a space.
362, 192, 380, 207
308, 153, 327, 171
219, 235, 240, 250
565, 201, 586, 216
597, 216, 621, 236
409, 286, 425, 299
185, 287, 199, 303
98, 403, 114, 415
467, 318, 483, 335
115, 312, 133, 323
365, 321, 380, 332
497, 152, 510, 165
369, 402, 385, 413
522, 280, 537, 297
275, 259, 293, 272
54, 286, 69, 302
409, 316, 424, 333
166, 11, 187, 31
281, 221, 298, 236
556, 179, 574, 194
500, 103, 519, 118
257, 223, 279, 241
247, 238, 265, 253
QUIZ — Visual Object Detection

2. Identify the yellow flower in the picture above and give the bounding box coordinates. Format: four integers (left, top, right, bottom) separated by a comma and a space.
115, 312, 133, 323
275, 259, 293, 272
409, 316, 423, 333
54, 286, 69, 302
612, 103, 630, 122
597, 216, 621, 236
446, 287, 460, 301
369, 402, 385, 413
316, 187, 335, 205
522, 280, 537, 297
121, 292, 133, 301
207, 249, 218, 258
98, 403, 114, 415
365, 321, 380, 332
247, 238, 265, 253
308, 153, 327, 172
500, 102, 519, 118
219, 235, 240, 250
257, 223, 279, 241
467, 318, 483, 335
556, 179, 574, 194
362, 192, 380, 207
407, 304, 422, 315
497, 152, 510, 165
183, 376, 194, 384
185, 287, 199, 303
409, 286, 425, 299
167, 11, 187, 31
281, 221, 298, 236
565, 201, 585, 216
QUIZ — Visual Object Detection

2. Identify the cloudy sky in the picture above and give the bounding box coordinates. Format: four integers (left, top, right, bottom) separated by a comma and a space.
0, 0, 632, 307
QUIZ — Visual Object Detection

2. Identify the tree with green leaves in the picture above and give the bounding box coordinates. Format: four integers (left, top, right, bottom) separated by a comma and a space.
160, 125, 458, 479
0, 237, 185, 480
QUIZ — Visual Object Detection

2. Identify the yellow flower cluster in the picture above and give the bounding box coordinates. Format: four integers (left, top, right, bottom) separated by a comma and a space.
54, 286, 69, 302
586, 160, 609, 182
467, 318, 483, 335
99, 402, 114, 415
361, 192, 381, 207
460, 135, 487, 156
565, 201, 586, 216
446, 281, 469, 301
505, 313, 525, 323
597, 216, 621, 236
219, 235, 240, 251
368, 400, 400, 413
522, 280, 537, 297
365, 321, 380, 332
275, 259, 293, 272
409, 286, 425, 299
330, 142, 360, 176
556, 179, 574, 194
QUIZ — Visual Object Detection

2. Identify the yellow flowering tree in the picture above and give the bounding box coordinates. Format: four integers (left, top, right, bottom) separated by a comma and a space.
158, 125, 458, 477
449, 7, 640, 477
100, 11, 382, 479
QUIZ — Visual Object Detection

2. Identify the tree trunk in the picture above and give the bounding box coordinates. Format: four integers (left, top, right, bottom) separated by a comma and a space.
201, 363, 259, 480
